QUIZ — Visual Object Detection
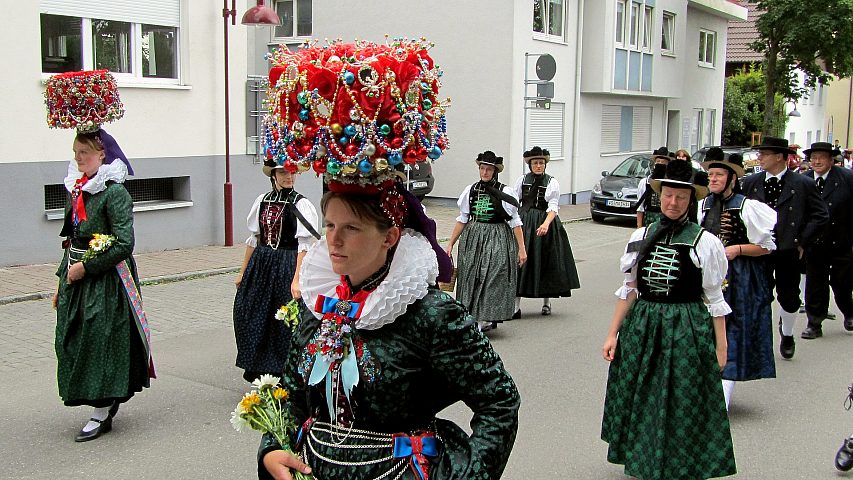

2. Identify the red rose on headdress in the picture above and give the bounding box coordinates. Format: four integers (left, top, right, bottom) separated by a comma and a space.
305, 64, 338, 98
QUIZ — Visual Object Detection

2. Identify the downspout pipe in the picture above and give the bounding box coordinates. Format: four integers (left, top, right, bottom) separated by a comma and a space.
570, 0, 584, 204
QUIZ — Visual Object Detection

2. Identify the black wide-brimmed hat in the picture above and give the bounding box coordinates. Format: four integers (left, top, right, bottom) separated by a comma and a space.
475, 151, 504, 173
652, 146, 671, 161
752, 136, 795, 155
523, 146, 550, 164
702, 148, 745, 177
262, 159, 285, 177
650, 160, 710, 199
802, 142, 835, 156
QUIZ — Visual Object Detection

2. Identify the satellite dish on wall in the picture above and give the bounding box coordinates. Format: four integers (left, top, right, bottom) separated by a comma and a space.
536, 54, 556, 81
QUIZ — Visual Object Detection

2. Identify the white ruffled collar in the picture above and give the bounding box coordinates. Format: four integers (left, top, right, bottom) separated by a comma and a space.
64, 160, 128, 194
300, 229, 439, 331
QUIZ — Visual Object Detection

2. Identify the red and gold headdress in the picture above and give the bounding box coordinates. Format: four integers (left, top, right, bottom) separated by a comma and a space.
261, 37, 450, 187
44, 70, 125, 133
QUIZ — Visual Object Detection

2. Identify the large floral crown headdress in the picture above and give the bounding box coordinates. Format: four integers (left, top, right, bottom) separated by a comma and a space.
44, 70, 125, 133
262, 37, 450, 187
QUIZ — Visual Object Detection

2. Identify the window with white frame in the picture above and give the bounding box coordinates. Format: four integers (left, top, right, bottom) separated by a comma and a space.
642, 6, 653, 52
629, 2, 640, 49
816, 130, 822, 142
534, 0, 566, 40
274, 0, 312, 39
615, 0, 626, 46
698, 29, 716, 67
661, 11, 675, 55
704, 109, 715, 147
40, 3, 179, 81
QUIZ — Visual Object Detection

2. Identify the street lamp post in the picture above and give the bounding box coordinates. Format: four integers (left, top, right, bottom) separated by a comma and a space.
221, 0, 279, 246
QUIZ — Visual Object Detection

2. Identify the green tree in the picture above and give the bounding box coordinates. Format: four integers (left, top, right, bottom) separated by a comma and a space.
748, 0, 853, 135
723, 66, 785, 145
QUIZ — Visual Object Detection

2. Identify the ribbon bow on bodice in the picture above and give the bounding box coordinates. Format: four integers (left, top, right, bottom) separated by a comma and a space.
393, 432, 439, 480
72, 175, 90, 224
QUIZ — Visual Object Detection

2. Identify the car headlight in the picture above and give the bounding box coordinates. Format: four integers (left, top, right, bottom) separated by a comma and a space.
592, 182, 602, 194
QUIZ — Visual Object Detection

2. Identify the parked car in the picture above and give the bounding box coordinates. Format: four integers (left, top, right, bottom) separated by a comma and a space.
589, 154, 651, 222
397, 160, 434, 199
692, 146, 761, 177
590, 154, 705, 222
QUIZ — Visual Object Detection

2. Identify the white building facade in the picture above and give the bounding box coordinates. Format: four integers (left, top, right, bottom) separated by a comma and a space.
0, 1, 297, 266
1, 0, 746, 266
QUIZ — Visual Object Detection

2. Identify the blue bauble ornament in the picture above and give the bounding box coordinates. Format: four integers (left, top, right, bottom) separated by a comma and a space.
339, 136, 349, 145
427, 146, 442, 159
343, 71, 355, 85
298, 109, 310, 121
358, 159, 373, 173
388, 152, 403, 166
344, 124, 357, 137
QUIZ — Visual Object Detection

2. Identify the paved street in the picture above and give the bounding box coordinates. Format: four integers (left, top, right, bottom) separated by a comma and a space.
1, 219, 851, 479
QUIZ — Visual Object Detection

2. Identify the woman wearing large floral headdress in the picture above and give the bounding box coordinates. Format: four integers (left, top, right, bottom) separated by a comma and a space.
45, 70, 154, 442
256, 39, 520, 480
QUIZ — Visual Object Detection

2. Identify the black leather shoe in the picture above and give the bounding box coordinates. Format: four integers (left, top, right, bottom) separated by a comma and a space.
801, 325, 823, 339
75, 416, 112, 442
541, 305, 551, 316
108, 401, 120, 418
780, 335, 795, 359
835, 437, 853, 472
844, 316, 853, 332
511, 309, 521, 320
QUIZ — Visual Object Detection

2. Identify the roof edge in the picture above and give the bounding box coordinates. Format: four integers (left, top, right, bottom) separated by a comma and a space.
688, 0, 749, 21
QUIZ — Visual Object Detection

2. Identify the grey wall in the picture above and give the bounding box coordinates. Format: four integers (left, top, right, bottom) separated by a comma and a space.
0, 154, 323, 267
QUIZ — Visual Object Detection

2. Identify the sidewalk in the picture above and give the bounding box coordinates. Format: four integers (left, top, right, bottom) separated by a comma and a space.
0, 200, 591, 305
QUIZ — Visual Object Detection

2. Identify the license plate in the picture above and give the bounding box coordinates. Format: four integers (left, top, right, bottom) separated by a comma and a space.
606, 199, 632, 208
412, 181, 428, 189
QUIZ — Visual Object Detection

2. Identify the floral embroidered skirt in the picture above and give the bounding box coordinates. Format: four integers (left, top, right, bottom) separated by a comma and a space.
233, 245, 296, 380
456, 221, 517, 322
601, 299, 736, 480
516, 208, 580, 298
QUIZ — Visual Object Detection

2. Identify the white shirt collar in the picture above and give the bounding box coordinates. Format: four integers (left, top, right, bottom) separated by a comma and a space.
299, 229, 439, 331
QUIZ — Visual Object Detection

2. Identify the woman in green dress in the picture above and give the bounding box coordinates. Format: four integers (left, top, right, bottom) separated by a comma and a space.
601, 160, 736, 479
53, 129, 153, 442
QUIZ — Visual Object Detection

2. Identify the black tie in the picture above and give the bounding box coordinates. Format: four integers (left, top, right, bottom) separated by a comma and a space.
764, 176, 781, 208
816, 177, 825, 194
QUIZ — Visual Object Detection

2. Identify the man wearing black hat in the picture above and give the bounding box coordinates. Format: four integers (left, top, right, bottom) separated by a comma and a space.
742, 137, 829, 359
801, 142, 853, 337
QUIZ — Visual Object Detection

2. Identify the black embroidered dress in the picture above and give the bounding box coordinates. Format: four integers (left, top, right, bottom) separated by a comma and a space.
699, 193, 777, 381
512, 173, 580, 298
234, 188, 318, 381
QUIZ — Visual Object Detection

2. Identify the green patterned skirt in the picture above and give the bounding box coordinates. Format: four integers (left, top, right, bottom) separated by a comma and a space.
601, 299, 736, 480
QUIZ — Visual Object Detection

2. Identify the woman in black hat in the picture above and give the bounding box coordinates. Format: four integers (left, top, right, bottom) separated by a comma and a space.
601, 160, 736, 479
635, 146, 671, 227
511, 146, 580, 317
698, 149, 778, 410
233, 161, 319, 382
446, 151, 527, 331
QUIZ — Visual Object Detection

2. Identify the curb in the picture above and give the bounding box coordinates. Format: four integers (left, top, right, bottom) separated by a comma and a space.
0, 267, 239, 306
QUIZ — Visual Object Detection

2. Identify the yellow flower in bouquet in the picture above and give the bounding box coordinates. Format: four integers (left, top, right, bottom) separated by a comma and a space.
275, 299, 301, 331
230, 374, 313, 479
81, 233, 116, 262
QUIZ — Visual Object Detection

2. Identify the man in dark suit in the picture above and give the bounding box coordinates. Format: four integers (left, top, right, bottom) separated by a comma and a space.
742, 137, 829, 359
801, 142, 853, 337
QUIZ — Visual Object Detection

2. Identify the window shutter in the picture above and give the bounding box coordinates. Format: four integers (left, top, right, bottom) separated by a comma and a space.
601, 105, 622, 153
631, 106, 652, 151
40, 0, 180, 27
526, 102, 565, 159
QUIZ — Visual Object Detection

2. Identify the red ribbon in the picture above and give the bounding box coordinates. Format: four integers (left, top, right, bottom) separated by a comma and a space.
72, 176, 89, 223
334, 276, 371, 317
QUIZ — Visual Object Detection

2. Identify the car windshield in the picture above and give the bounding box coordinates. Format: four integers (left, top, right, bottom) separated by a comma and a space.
610, 156, 649, 177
